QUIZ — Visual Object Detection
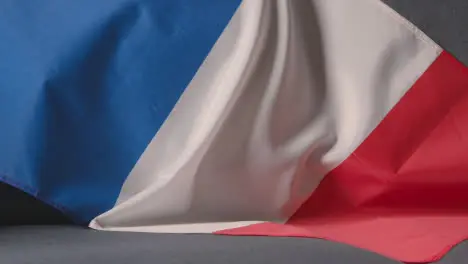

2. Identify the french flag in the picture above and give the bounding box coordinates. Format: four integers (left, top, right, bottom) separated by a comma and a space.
1, 0, 467, 263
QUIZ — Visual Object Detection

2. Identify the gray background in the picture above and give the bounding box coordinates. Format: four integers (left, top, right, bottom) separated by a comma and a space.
2, 1, 468, 263
384, 0, 468, 65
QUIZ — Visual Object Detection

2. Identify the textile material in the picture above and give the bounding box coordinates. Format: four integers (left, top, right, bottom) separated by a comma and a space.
92, 0, 442, 232
217, 52, 468, 263
1, 0, 468, 263
0, 0, 240, 223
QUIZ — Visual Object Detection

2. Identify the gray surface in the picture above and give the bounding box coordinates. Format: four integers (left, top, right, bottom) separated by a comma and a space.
0, 226, 467, 264
2, 1, 468, 264
439, 243, 468, 264
0, 226, 399, 264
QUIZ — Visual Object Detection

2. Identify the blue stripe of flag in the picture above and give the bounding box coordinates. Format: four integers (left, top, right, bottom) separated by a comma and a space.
0, 0, 241, 223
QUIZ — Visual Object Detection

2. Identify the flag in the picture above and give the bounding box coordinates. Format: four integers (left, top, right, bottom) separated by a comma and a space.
1, 0, 467, 263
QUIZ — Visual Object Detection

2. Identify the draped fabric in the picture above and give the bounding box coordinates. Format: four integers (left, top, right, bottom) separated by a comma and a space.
1, 0, 468, 263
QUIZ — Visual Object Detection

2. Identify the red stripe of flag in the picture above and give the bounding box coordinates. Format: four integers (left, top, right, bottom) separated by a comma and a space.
216, 51, 468, 263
